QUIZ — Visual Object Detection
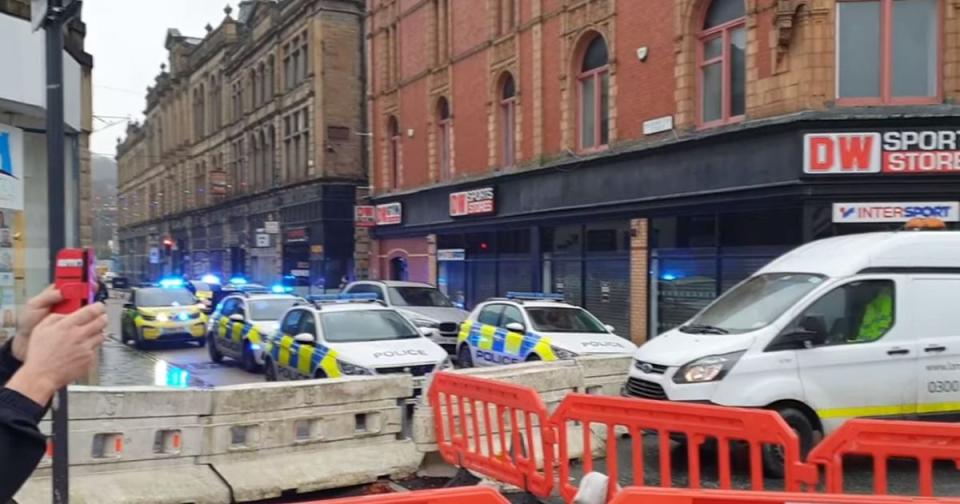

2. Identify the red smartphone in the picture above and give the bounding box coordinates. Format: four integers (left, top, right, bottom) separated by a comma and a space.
53, 248, 97, 315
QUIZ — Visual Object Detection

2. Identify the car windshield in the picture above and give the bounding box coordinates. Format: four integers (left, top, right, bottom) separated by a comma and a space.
388, 286, 454, 307
320, 310, 420, 342
527, 307, 608, 333
138, 288, 196, 307
249, 298, 301, 321
683, 273, 826, 334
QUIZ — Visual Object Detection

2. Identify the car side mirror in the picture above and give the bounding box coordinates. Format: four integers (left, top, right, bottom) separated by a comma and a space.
418, 327, 436, 336
229, 313, 245, 322
604, 324, 616, 333
505, 322, 525, 333
294, 333, 315, 345
438, 322, 460, 334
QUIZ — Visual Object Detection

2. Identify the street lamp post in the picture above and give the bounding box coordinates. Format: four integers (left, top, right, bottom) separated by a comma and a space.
33, 1, 84, 502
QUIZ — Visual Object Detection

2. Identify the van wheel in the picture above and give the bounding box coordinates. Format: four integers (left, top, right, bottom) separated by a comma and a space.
242, 341, 260, 373
762, 407, 815, 479
456, 345, 473, 368
264, 358, 279, 382
313, 369, 327, 380
208, 333, 224, 363
526, 354, 541, 362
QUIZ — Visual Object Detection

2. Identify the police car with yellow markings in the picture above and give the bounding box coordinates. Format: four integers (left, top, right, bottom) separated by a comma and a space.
262, 294, 451, 387
120, 279, 207, 349
456, 292, 637, 368
207, 292, 305, 372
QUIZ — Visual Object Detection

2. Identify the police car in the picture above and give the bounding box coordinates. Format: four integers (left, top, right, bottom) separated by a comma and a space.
207, 292, 305, 372
457, 292, 637, 367
120, 279, 207, 349
262, 294, 450, 389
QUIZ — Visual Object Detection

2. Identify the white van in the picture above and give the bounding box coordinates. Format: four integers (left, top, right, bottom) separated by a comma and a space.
629, 230, 960, 470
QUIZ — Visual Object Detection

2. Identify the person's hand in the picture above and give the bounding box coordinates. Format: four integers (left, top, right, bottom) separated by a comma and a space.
6, 303, 107, 406
11, 285, 63, 362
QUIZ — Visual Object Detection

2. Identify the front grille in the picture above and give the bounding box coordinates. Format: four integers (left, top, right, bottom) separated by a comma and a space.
634, 360, 668, 374
376, 364, 436, 377
625, 377, 667, 400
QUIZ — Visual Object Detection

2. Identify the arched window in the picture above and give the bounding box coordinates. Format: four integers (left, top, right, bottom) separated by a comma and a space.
388, 116, 401, 189
436, 98, 452, 180
259, 130, 268, 190
500, 74, 517, 167
698, 0, 746, 125
578, 35, 609, 151
266, 56, 275, 101
266, 125, 276, 186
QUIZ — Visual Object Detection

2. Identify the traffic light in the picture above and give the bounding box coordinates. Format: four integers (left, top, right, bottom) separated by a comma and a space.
162, 237, 174, 255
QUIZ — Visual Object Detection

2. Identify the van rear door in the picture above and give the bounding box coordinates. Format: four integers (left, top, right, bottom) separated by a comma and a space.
906, 276, 960, 421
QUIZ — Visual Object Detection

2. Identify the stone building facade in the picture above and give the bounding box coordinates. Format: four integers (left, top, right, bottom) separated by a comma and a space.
367, 0, 960, 343
117, 0, 366, 289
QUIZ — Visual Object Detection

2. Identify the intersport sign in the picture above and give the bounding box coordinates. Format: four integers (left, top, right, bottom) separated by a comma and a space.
804, 130, 960, 174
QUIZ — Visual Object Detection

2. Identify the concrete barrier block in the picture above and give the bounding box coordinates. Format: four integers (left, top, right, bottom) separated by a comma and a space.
207, 440, 423, 502
35, 416, 204, 466
576, 355, 632, 396
208, 375, 413, 414
15, 463, 230, 504
63, 386, 214, 420
456, 361, 585, 394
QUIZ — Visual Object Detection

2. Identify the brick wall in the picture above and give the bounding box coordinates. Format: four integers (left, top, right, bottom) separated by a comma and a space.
629, 218, 649, 344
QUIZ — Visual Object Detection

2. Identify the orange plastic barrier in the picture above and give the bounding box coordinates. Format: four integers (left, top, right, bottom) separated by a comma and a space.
807, 419, 960, 497
309, 487, 510, 504
607, 487, 960, 504
549, 394, 819, 502
428, 372, 556, 497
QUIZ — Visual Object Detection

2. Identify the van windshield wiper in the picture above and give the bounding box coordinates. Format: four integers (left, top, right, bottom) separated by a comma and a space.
679, 324, 729, 335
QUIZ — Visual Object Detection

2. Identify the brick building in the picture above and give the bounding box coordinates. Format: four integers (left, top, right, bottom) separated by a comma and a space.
366, 0, 960, 343
117, 0, 366, 289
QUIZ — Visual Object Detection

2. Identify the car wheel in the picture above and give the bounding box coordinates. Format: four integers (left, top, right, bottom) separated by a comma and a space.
762, 406, 816, 479
456, 345, 473, 368
242, 341, 260, 373
208, 333, 224, 363
196, 335, 207, 347
526, 353, 542, 362
313, 369, 327, 380
264, 358, 279, 382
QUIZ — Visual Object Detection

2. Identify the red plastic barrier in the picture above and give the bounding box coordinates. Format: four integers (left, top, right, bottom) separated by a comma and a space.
308, 487, 510, 504
807, 419, 960, 497
608, 487, 960, 504
549, 394, 819, 503
428, 372, 555, 497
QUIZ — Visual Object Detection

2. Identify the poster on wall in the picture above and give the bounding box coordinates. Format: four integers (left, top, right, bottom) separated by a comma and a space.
0, 125, 24, 211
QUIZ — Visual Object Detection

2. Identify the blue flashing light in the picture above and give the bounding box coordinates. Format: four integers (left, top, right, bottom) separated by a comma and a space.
270, 284, 293, 294
177, 312, 190, 321
201, 274, 221, 285
229, 277, 248, 285
159, 278, 185, 288
660, 272, 682, 281
506, 291, 565, 301
250, 343, 262, 351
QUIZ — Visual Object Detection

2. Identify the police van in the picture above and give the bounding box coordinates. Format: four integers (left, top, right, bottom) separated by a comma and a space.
628, 224, 960, 474
207, 292, 305, 372
262, 294, 450, 389
456, 292, 637, 367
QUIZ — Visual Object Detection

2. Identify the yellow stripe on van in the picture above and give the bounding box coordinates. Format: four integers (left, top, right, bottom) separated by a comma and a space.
278, 335, 294, 367
232, 322, 244, 343
297, 344, 314, 375
505, 331, 524, 356
321, 349, 341, 378
818, 402, 960, 420
478, 325, 496, 350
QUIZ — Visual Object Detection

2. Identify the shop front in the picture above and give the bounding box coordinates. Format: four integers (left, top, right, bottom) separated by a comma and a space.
371, 115, 960, 343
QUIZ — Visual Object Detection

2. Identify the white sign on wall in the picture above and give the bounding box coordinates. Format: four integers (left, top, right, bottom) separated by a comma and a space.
0, 124, 24, 211
832, 202, 960, 223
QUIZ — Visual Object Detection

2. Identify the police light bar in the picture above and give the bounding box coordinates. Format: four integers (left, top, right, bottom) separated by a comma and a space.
228, 277, 248, 285
270, 284, 294, 294
308, 293, 380, 303
159, 278, 185, 288
201, 274, 221, 285
506, 291, 565, 301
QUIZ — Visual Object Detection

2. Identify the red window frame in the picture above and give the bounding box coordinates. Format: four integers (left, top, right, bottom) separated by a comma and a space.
577, 66, 609, 153
835, 0, 943, 106
501, 89, 516, 168
696, 14, 746, 128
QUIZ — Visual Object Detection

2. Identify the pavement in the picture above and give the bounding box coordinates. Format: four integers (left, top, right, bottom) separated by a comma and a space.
101, 300, 263, 387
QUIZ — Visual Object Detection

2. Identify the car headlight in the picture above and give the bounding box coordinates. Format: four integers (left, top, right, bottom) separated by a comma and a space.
550, 345, 579, 360
673, 351, 745, 384
156, 313, 170, 322
339, 361, 373, 376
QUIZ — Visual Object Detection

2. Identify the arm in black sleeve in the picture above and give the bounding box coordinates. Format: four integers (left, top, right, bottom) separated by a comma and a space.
0, 387, 47, 502
0, 339, 22, 386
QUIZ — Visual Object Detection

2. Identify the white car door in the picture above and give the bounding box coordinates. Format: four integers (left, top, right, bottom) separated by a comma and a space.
789, 277, 917, 432
905, 276, 960, 421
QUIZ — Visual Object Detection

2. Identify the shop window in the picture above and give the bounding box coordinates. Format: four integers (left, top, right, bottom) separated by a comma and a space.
719, 208, 802, 248
497, 229, 529, 255
500, 73, 517, 168
437, 233, 466, 250
542, 225, 582, 255
577, 34, 609, 151
698, 0, 745, 126
651, 215, 717, 249
437, 97, 452, 180
837, 0, 939, 104
585, 222, 629, 253
466, 232, 495, 255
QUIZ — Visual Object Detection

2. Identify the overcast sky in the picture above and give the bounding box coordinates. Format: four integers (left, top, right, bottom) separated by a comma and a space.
85, 1, 232, 157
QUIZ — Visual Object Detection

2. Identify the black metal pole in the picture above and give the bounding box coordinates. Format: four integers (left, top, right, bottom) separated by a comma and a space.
44, 1, 69, 502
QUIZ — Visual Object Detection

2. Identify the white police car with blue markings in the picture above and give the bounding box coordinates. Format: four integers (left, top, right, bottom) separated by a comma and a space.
262, 294, 451, 389
456, 292, 637, 368
207, 292, 305, 372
